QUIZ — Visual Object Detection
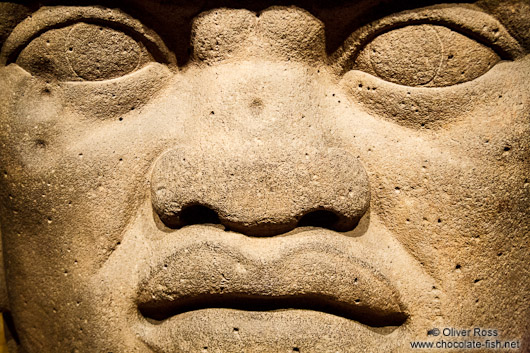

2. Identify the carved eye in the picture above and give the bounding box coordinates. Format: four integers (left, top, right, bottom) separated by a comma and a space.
352, 25, 500, 87
16, 22, 154, 81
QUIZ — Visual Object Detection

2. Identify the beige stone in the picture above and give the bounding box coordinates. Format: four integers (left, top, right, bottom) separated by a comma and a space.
0, 1, 528, 352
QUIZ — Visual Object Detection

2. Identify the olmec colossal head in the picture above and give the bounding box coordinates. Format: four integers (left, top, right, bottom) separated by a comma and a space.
0, 1, 528, 352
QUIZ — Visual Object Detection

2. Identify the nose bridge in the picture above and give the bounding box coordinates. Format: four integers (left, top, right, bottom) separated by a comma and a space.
176, 57, 334, 146
151, 143, 370, 236
151, 33, 369, 236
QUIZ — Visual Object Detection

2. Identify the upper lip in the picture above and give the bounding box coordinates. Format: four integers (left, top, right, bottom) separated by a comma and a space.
136, 233, 408, 330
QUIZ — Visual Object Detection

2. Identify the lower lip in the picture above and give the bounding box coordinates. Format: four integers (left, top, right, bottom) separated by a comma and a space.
136, 308, 405, 352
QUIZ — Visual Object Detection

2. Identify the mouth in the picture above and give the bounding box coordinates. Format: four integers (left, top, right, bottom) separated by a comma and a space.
139, 292, 407, 332
136, 237, 408, 333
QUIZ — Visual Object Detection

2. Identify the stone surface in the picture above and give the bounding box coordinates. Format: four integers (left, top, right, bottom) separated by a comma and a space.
0, 1, 528, 352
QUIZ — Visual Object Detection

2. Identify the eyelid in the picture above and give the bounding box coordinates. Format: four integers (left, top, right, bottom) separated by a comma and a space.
330, 4, 524, 75
0, 6, 177, 68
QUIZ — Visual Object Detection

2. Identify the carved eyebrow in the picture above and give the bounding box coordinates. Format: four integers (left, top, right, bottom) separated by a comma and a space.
330, 4, 524, 75
0, 6, 177, 67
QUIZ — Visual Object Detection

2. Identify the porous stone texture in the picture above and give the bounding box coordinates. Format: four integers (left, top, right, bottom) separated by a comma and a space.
0, 1, 528, 352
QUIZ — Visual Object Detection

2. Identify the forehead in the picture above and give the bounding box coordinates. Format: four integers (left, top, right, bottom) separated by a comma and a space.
2, 0, 528, 54
0, 0, 486, 68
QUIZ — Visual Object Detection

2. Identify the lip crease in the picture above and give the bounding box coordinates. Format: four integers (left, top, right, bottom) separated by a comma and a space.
136, 239, 408, 332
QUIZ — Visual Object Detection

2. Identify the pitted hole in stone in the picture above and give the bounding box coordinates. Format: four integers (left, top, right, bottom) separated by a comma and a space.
35, 139, 47, 149
179, 204, 220, 227
249, 98, 264, 115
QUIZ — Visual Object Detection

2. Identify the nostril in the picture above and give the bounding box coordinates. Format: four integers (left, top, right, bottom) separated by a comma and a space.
181, 205, 220, 225
298, 210, 340, 230
161, 204, 221, 229
297, 209, 361, 233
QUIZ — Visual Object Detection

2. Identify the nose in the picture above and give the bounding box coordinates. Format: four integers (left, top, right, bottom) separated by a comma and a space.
151, 145, 370, 236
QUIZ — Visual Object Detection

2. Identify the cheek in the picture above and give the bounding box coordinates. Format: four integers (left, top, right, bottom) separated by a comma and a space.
365, 100, 529, 290
0, 64, 176, 276
344, 98, 528, 329
0, 85, 123, 283
0, 71, 164, 349
333, 58, 529, 294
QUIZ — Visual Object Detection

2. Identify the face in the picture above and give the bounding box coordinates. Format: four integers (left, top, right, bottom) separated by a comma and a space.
0, 0, 528, 352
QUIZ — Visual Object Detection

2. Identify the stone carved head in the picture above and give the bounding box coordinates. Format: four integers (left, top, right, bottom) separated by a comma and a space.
0, 1, 528, 352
